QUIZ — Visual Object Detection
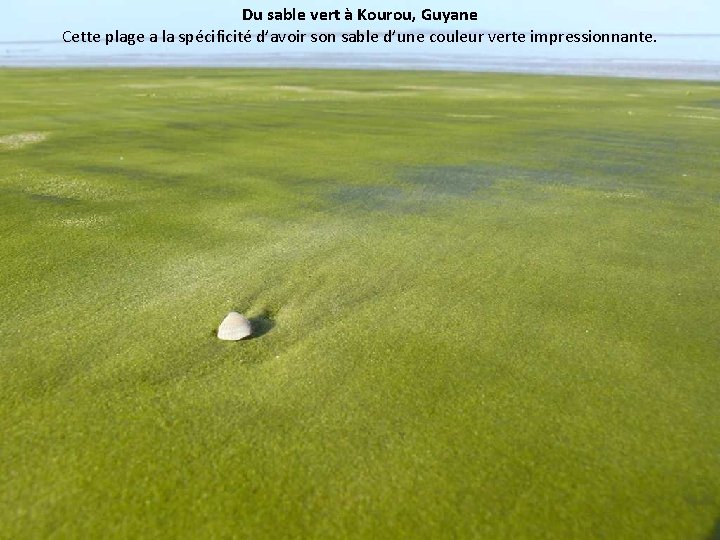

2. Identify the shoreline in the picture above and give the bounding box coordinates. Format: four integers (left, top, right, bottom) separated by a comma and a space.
2, 56, 719, 82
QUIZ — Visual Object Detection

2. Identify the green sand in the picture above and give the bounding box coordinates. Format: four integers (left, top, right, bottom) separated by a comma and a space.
1, 69, 719, 538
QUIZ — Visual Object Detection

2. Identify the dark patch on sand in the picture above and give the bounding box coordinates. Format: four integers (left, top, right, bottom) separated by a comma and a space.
329, 185, 420, 212
327, 165, 498, 214
402, 165, 496, 195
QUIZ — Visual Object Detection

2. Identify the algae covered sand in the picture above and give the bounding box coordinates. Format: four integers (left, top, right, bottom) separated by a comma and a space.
1, 68, 719, 538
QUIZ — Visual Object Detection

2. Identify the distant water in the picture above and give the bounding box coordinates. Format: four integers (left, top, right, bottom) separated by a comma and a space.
2, 36, 720, 81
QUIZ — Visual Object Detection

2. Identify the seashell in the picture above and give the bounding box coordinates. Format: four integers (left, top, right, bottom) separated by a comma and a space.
217, 311, 252, 341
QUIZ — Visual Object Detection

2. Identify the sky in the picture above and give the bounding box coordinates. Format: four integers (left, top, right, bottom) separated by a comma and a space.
3, 0, 720, 41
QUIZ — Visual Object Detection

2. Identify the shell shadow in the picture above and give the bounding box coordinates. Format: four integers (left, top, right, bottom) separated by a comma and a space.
247, 313, 275, 340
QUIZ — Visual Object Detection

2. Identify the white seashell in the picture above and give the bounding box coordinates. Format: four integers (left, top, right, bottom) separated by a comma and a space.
217, 311, 252, 341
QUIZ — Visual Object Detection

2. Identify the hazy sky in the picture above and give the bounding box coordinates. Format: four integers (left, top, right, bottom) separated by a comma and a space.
3, 0, 720, 41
